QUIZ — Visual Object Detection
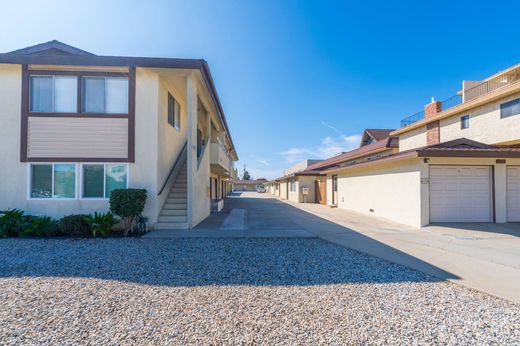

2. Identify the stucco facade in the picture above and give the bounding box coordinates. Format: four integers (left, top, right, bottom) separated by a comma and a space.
0, 41, 237, 230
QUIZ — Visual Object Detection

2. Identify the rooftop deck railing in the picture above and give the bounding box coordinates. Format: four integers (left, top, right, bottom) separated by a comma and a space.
400, 64, 520, 128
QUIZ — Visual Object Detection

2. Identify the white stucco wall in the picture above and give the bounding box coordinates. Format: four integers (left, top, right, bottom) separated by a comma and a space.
440, 91, 520, 145
336, 159, 423, 228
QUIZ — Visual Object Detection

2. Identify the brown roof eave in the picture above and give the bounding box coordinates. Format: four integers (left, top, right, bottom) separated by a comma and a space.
417, 150, 520, 158
0, 53, 238, 160
324, 151, 419, 174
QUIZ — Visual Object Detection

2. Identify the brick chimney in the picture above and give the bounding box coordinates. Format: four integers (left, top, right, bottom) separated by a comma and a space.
425, 97, 442, 145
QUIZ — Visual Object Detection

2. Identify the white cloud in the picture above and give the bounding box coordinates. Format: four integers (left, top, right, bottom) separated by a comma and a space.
251, 155, 270, 166
279, 134, 361, 163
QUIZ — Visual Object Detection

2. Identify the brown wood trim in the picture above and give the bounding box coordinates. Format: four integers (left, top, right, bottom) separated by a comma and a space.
26, 157, 132, 163
20, 65, 29, 161
28, 69, 129, 77
128, 66, 136, 162
418, 150, 520, 158
27, 112, 129, 118
20, 66, 136, 162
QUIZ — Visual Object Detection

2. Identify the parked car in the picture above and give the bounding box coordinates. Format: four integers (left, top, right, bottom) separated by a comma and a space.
257, 185, 266, 193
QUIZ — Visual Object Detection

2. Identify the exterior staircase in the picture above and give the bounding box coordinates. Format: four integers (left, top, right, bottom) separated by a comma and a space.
155, 162, 188, 229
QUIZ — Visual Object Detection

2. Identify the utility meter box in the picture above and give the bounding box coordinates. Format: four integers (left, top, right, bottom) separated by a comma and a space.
301, 187, 309, 195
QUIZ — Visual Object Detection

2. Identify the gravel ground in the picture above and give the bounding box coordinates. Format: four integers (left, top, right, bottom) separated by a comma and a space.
0, 238, 519, 345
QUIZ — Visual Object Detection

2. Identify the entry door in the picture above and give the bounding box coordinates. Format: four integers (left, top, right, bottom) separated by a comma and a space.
507, 166, 520, 222
429, 166, 492, 222
315, 179, 326, 205
332, 175, 338, 206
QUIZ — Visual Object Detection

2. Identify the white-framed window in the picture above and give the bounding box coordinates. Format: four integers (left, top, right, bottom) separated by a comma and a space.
29, 163, 77, 199
30, 75, 78, 113
167, 92, 181, 130
81, 163, 128, 199
82, 77, 129, 114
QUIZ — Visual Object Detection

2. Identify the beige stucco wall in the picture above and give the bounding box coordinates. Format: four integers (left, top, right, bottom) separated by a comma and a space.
155, 74, 189, 220
399, 126, 427, 151
440, 91, 520, 145
297, 176, 317, 203
336, 159, 423, 228
0, 65, 107, 217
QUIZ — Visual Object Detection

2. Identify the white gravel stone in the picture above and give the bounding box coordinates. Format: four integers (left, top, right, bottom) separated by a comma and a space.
0, 238, 518, 345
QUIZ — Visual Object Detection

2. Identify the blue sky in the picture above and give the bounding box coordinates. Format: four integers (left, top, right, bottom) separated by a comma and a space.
2, 0, 520, 179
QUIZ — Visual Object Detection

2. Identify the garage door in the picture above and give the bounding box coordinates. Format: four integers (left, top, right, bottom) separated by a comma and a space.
430, 166, 492, 222
507, 166, 520, 222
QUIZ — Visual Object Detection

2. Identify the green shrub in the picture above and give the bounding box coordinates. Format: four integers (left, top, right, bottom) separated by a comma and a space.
0, 209, 25, 237
58, 214, 92, 236
87, 212, 120, 237
109, 189, 147, 235
19, 215, 59, 237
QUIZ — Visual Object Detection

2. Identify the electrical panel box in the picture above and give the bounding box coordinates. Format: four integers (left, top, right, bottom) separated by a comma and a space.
301, 187, 309, 195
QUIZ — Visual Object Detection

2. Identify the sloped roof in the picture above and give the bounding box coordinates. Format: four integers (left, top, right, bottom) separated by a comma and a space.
7, 40, 95, 56
365, 129, 395, 141
0, 40, 237, 160
324, 138, 520, 174
306, 136, 399, 171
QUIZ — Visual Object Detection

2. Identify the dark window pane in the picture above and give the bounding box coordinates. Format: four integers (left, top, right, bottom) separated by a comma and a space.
168, 93, 174, 127
105, 164, 127, 198
83, 165, 104, 198
53, 164, 75, 198
83, 77, 105, 113
30, 76, 53, 112
501, 99, 520, 118
31, 165, 52, 198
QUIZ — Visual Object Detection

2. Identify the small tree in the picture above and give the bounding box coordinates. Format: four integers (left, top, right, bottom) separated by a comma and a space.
242, 170, 252, 180
109, 189, 147, 235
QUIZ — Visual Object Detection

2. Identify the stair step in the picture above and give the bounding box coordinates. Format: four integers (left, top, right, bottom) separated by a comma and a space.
169, 189, 187, 194
160, 209, 187, 216
155, 222, 189, 230
162, 203, 187, 210
166, 197, 186, 204
168, 193, 187, 199
158, 215, 187, 223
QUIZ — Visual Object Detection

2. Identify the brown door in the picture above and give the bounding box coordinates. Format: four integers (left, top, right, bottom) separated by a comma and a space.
315, 179, 326, 205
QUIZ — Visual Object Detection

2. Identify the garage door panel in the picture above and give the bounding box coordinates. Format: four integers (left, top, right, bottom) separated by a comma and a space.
507, 167, 520, 222
430, 166, 491, 223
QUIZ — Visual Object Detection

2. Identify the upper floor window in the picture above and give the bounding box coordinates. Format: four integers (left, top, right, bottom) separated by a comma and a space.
500, 98, 520, 119
82, 77, 129, 114
167, 92, 181, 130
460, 115, 470, 129
30, 76, 77, 113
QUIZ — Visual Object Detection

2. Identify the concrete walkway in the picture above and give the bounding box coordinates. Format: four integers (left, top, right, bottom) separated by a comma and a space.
146, 192, 520, 303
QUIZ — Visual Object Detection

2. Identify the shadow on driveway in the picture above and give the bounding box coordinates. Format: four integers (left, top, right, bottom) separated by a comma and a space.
0, 193, 460, 286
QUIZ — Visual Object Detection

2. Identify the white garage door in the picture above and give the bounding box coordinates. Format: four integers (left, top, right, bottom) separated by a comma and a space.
430, 166, 492, 222
507, 166, 520, 222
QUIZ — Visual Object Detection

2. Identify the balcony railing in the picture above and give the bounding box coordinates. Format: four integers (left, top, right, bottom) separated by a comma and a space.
400, 64, 520, 128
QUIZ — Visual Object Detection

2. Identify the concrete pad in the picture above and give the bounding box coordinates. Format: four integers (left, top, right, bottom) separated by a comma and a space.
220, 209, 247, 230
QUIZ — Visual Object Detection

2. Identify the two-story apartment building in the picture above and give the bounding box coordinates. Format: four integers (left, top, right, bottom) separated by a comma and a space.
270, 64, 520, 228
0, 41, 238, 229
